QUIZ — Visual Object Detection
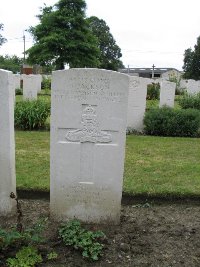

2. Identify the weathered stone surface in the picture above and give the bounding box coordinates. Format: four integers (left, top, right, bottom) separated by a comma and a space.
0, 69, 16, 215
127, 77, 152, 132
180, 79, 200, 95
159, 80, 176, 107
36, 74, 42, 93
22, 74, 38, 100
50, 69, 129, 224
13, 74, 20, 89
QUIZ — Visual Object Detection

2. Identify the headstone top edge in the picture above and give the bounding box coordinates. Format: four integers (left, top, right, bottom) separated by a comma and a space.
52, 68, 130, 79
0, 69, 13, 75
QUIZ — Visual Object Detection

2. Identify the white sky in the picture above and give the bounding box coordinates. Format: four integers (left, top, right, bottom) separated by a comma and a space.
1, 0, 200, 71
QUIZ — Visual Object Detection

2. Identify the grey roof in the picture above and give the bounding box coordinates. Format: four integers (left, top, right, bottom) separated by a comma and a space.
119, 67, 179, 74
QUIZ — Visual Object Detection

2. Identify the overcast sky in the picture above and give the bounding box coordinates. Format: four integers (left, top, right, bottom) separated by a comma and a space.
1, 0, 200, 71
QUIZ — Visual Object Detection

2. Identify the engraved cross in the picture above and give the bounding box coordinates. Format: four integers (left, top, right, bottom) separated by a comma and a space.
65, 105, 115, 185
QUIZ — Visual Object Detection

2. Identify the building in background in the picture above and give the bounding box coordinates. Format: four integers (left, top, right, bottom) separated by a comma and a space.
118, 67, 181, 79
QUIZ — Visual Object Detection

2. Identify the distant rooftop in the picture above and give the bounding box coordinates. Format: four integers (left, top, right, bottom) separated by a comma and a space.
118, 67, 180, 78
119, 67, 179, 73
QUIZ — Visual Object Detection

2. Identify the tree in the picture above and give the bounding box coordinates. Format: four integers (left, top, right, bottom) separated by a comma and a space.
87, 16, 124, 71
27, 0, 100, 69
183, 36, 200, 80
0, 55, 23, 73
0, 23, 7, 47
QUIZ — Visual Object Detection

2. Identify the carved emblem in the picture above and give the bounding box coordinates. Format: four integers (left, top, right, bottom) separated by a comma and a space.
66, 105, 112, 143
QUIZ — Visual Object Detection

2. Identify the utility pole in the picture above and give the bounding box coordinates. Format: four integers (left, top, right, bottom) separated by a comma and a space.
152, 64, 155, 78
23, 32, 26, 63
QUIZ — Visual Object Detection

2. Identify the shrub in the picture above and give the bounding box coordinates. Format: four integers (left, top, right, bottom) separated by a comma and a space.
41, 76, 51, 90
144, 107, 200, 137
179, 92, 200, 110
147, 83, 160, 100
15, 100, 50, 130
15, 88, 23, 95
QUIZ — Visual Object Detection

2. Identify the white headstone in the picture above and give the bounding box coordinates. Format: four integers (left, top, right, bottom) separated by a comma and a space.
22, 74, 38, 100
186, 79, 200, 95
50, 69, 129, 224
0, 69, 16, 215
127, 77, 152, 132
36, 74, 42, 93
159, 80, 176, 107
179, 79, 188, 91
13, 74, 21, 89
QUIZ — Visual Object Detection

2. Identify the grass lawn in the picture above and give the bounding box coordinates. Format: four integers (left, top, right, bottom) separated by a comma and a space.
15, 94, 51, 103
146, 98, 181, 110
15, 131, 200, 197
124, 135, 200, 197
16, 131, 50, 191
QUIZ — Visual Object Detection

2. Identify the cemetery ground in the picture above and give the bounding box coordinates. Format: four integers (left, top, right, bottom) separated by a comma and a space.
1, 131, 199, 266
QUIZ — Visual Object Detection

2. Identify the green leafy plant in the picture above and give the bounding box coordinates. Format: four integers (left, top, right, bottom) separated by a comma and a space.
47, 251, 58, 260
0, 194, 50, 266
168, 71, 182, 95
23, 217, 47, 244
179, 92, 200, 110
144, 107, 200, 137
0, 228, 24, 250
14, 100, 50, 130
6, 246, 42, 267
59, 220, 106, 261
15, 88, 23, 95
41, 76, 51, 90
147, 83, 160, 100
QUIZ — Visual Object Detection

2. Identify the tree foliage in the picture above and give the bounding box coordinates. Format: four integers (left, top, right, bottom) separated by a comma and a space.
0, 55, 23, 73
0, 23, 7, 47
183, 36, 200, 80
27, 0, 100, 69
87, 16, 124, 71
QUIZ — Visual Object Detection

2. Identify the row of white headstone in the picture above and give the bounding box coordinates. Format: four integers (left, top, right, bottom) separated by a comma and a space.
13, 74, 42, 101
0, 68, 198, 224
127, 77, 176, 132
180, 79, 200, 95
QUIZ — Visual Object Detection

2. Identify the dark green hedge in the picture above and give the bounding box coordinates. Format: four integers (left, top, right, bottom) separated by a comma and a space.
144, 107, 200, 137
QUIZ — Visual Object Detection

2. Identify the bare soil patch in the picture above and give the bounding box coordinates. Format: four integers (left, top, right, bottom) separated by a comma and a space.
1, 198, 200, 267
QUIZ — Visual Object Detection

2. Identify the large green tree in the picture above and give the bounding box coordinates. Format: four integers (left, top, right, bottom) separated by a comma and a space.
87, 16, 124, 71
27, 0, 100, 69
183, 36, 200, 80
0, 23, 7, 47
0, 55, 23, 73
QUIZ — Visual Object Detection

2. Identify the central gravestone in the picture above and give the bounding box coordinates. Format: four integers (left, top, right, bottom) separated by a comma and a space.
50, 69, 129, 224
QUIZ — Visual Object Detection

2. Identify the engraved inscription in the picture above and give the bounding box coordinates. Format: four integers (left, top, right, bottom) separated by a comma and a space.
53, 91, 126, 103
66, 105, 112, 143
130, 79, 140, 89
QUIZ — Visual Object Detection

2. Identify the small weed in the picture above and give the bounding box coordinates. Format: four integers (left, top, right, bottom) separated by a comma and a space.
47, 251, 58, 260
0, 193, 49, 266
132, 202, 152, 208
59, 220, 106, 261
6, 245, 43, 267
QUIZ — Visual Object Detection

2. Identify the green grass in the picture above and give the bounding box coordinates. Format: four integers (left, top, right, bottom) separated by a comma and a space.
124, 135, 200, 197
15, 131, 200, 197
15, 131, 50, 191
15, 94, 51, 103
146, 98, 181, 110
